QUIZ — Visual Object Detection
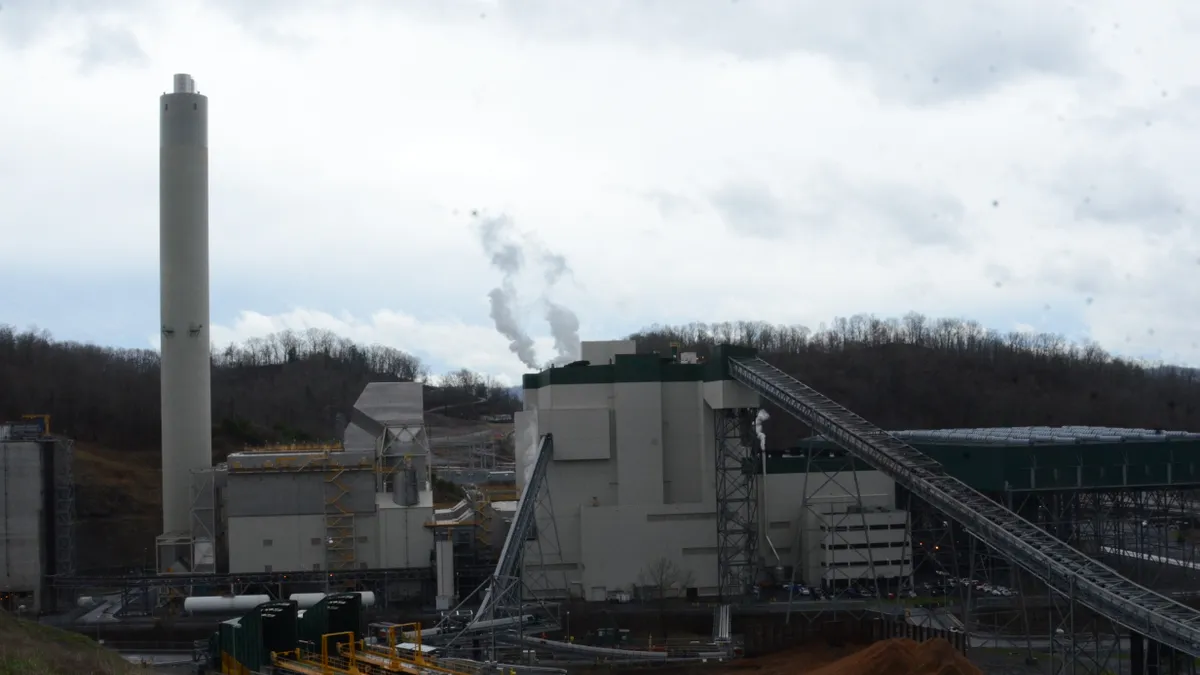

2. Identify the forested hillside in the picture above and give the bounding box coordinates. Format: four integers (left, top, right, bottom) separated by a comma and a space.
630, 313, 1200, 446
0, 325, 520, 457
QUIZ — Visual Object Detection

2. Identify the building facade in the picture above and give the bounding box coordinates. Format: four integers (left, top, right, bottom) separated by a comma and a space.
0, 423, 73, 612
515, 340, 913, 601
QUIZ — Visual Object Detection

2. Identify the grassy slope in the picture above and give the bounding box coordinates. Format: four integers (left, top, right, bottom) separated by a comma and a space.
0, 610, 147, 675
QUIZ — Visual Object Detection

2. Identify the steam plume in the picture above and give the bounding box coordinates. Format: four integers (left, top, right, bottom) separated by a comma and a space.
489, 287, 539, 369
545, 301, 581, 363
754, 409, 770, 451
476, 214, 539, 368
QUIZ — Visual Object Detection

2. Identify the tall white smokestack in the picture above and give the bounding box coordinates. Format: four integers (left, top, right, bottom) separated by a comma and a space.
159, 73, 212, 539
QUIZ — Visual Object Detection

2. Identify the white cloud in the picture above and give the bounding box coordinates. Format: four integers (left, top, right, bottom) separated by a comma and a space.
202, 308, 551, 385
3, 0, 1200, 381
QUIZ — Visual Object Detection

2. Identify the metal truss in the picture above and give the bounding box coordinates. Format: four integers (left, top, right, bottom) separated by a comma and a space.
189, 468, 218, 575
433, 434, 563, 652
54, 566, 431, 589
714, 409, 759, 601
783, 444, 892, 624
52, 438, 75, 578
730, 356, 1200, 662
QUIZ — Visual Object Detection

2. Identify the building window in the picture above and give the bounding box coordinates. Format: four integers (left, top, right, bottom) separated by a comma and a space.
313, 563, 322, 571
264, 565, 273, 573
263, 539, 273, 547
359, 562, 368, 569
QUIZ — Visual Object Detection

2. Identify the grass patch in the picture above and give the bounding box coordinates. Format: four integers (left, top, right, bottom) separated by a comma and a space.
0, 610, 149, 674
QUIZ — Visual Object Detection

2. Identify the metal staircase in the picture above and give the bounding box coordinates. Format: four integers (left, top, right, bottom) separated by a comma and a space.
324, 462, 357, 573
728, 356, 1200, 657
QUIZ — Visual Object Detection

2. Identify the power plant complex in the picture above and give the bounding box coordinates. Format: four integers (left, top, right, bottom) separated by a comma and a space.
7, 73, 1200, 674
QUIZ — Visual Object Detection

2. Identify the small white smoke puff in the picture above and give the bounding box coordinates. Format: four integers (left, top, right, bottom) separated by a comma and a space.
754, 409, 770, 451
521, 418, 539, 488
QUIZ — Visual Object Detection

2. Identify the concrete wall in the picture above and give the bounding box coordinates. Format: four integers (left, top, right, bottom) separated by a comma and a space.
0, 442, 43, 592
227, 505, 432, 573
580, 504, 718, 599
581, 340, 636, 364
224, 470, 377, 517
614, 382, 664, 505
228, 514, 327, 573
377, 499, 434, 569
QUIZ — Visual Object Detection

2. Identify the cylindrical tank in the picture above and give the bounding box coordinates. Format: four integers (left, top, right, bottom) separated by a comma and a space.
159, 73, 212, 537
287, 592, 377, 608
183, 595, 270, 614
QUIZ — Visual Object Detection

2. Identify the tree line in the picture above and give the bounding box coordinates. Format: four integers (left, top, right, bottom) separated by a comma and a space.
0, 325, 520, 456
629, 314, 1200, 446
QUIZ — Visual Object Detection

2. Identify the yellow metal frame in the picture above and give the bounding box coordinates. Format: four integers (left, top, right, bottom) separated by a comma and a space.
21, 414, 51, 435
345, 623, 474, 675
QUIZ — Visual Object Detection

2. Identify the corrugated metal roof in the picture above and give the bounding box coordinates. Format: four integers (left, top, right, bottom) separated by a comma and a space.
892, 426, 1200, 445
354, 382, 424, 426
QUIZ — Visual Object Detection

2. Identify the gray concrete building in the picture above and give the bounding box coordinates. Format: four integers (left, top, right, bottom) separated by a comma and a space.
0, 422, 74, 612
515, 340, 912, 601
185, 383, 434, 593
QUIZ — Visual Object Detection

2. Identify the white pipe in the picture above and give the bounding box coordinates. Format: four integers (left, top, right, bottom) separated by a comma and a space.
287, 592, 376, 609
184, 595, 270, 614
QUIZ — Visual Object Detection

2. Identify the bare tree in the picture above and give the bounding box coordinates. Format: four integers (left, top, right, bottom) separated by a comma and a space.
637, 557, 695, 601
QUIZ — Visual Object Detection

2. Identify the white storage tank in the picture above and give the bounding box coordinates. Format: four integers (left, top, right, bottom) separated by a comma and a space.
184, 595, 271, 614
288, 592, 376, 608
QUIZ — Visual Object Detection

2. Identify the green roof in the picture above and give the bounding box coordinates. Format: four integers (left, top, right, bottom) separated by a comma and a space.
522, 344, 757, 389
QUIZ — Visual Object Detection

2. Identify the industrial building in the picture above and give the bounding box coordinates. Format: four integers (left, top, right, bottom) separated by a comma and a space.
513, 340, 914, 601
172, 383, 436, 597
0, 417, 74, 613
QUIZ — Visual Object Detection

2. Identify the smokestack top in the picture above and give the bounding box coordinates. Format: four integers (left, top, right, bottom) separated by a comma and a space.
173, 74, 196, 94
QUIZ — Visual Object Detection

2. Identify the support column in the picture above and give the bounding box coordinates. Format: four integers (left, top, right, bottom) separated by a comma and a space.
435, 528, 455, 611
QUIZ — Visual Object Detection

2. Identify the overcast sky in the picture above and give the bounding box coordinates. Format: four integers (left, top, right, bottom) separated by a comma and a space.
2, 1, 1199, 383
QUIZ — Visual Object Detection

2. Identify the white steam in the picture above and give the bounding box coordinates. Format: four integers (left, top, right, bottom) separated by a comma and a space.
477, 215, 539, 369
754, 409, 770, 451
521, 413, 540, 488
489, 287, 539, 369
473, 211, 583, 369
545, 301, 581, 364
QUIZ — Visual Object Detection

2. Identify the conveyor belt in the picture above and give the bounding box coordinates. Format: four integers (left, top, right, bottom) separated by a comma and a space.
729, 356, 1200, 656
473, 434, 554, 623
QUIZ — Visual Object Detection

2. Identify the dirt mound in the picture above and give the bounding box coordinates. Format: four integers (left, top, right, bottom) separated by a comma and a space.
0, 610, 147, 674
806, 638, 980, 675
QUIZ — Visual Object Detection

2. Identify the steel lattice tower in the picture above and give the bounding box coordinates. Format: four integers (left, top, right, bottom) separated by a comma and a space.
714, 408, 760, 601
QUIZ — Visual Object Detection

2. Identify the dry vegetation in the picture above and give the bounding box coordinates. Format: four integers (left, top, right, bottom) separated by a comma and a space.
0, 609, 146, 675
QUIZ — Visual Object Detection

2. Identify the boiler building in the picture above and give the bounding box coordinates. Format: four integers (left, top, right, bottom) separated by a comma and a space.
515, 340, 912, 601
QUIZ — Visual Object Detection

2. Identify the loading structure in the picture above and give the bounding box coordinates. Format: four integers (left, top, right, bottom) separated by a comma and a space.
426, 434, 563, 647
724, 350, 1200, 660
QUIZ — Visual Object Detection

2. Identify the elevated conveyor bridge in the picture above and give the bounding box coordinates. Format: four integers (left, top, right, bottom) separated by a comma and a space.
728, 356, 1200, 658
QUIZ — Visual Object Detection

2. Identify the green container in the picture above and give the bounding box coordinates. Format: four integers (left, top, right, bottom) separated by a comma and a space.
218, 618, 240, 673
235, 600, 298, 672
298, 593, 364, 653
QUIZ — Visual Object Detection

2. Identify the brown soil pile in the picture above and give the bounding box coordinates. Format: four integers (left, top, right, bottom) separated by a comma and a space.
806, 638, 981, 675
